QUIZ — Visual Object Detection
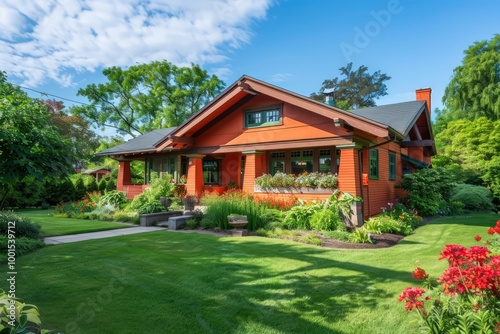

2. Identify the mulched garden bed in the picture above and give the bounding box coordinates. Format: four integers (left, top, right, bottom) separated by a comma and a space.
320, 233, 405, 249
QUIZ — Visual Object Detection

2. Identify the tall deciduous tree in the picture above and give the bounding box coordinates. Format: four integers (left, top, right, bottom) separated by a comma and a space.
442, 34, 500, 121
41, 99, 101, 169
0, 72, 74, 208
310, 62, 391, 109
433, 117, 500, 200
75, 61, 225, 137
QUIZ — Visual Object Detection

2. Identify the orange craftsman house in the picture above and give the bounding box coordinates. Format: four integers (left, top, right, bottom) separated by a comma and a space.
97, 76, 435, 226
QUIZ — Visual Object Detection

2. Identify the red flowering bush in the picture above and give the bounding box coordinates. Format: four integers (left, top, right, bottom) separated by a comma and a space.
399, 220, 500, 333
412, 267, 429, 281
485, 220, 500, 252
254, 194, 297, 210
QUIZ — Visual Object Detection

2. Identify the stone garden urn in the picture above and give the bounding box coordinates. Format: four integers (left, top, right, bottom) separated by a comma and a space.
160, 197, 172, 211
227, 215, 248, 236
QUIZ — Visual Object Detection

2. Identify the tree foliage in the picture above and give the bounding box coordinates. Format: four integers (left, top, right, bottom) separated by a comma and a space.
310, 62, 391, 109
75, 61, 225, 137
0, 72, 74, 208
433, 117, 500, 201
41, 99, 101, 169
442, 34, 500, 122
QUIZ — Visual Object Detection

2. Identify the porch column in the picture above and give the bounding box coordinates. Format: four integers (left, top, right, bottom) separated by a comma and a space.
337, 148, 363, 227
242, 150, 264, 193
186, 154, 205, 196
117, 161, 132, 191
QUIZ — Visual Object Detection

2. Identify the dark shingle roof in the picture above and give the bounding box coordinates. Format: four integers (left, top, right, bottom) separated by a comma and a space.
96, 127, 176, 156
349, 101, 426, 136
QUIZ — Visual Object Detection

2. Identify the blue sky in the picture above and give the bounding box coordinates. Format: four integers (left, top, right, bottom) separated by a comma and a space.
1, 0, 499, 135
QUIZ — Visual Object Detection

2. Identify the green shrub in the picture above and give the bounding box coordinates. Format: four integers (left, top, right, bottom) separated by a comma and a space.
73, 177, 87, 200
396, 167, 455, 216
449, 201, 466, 215
259, 209, 284, 227
0, 289, 51, 333
309, 209, 342, 231
0, 211, 42, 239
106, 178, 117, 192
450, 184, 495, 212
86, 177, 98, 193
364, 216, 412, 236
191, 209, 204, 225
98, 177, 107, 193
40, 202, 51, 210
349, 228, 372, 243
89, 204, 116, 221
282, 202, 322, 230
0, 236, 44, 261
130, 174, 175, 214
2, 176, 45, 209
113, 211, 139, 224
99, 190, 128, 208
186, 218, 198, 229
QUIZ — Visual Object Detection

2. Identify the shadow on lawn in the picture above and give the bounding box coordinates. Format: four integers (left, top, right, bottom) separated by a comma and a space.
156, 235, 419, 334
18, 232, 419, 334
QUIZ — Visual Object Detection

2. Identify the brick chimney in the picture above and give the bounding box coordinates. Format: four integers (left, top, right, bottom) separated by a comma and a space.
415, 88, 431, 115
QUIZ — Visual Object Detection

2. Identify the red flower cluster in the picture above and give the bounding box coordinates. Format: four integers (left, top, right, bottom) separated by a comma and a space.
398, 287, 428, 311
487, 220, 500, 235
254, 194, 297, 210
411, 267, 429, 281
475, 235, 482, 242
437, 244, 499, 296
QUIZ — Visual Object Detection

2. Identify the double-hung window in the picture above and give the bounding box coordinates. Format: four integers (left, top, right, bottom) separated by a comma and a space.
389, 151, 396, 181
369, 149, 379, 179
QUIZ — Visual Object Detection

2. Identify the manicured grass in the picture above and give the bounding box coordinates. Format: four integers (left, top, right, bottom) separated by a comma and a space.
16, 209, 130, 237
3, 213, 498, 333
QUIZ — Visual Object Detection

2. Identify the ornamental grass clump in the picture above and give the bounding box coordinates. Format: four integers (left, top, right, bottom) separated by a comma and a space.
398, 219, 500, 333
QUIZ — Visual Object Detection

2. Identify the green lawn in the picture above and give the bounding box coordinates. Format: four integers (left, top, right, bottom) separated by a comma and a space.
17, 209, 130, 237
3, 213, 498, 333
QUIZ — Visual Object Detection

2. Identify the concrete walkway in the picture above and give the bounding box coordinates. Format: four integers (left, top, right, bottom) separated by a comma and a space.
44, 227, 166, 245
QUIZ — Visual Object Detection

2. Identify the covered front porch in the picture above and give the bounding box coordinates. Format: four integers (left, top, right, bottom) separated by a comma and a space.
116, 146, 363, 203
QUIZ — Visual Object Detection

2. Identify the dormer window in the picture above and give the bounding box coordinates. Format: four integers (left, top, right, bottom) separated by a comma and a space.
244, 104, 283, 128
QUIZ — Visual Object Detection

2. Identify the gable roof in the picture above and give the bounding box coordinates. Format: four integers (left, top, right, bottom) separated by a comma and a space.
96, 127, 176, 156
97, 76, 434, 157
156, 75, 399, 151
349, 101, 426, 136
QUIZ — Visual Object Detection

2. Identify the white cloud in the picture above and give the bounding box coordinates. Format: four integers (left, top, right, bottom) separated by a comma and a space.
0, 0, 273, 87
269, 72, 293, 83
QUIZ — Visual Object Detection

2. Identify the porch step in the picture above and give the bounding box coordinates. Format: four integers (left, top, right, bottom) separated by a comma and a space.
157, 215, 194, 230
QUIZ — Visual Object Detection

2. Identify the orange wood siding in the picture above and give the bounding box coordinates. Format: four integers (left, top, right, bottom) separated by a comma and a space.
362, 142, 403, 218
186, 156, 204, 196
117, 161, 132, 190
337, 149, 361, 196
221, 152, 241, 185
194, 95, 350, 147
242, 153, 263, 193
